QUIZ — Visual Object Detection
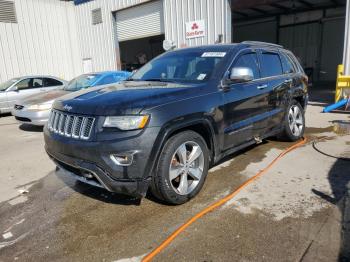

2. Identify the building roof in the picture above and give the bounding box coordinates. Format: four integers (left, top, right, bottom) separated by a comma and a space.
232, 0, 346, 22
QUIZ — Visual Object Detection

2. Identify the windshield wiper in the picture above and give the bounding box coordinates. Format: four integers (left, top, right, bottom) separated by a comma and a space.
143, 78, 176, 82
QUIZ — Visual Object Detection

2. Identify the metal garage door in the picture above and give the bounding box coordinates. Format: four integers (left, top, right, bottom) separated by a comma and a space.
279, 23, 321, 77
116, 0, 164, 42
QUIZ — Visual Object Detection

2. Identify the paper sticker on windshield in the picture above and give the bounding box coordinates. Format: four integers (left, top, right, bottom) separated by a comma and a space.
197, 74, 206, 80
201, 52, 226, 58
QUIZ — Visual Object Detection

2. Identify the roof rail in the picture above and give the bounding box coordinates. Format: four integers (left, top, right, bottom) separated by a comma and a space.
241, 41, 283, 48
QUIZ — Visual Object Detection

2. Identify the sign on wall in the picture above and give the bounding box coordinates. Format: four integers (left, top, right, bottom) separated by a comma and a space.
185, 20, 206, 39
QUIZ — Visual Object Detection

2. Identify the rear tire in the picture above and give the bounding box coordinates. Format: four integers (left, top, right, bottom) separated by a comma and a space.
278, 100, 305, 141
150, 131, 209, 205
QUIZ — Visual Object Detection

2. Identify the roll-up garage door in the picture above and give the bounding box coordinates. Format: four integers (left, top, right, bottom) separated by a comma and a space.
116, 0, 164, 42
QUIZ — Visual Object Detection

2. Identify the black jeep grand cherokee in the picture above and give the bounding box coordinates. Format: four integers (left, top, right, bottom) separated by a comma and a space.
44, 41, 308, 205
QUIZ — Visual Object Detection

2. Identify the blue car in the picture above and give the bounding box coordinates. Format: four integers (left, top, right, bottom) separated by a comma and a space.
69, 71, 132, 89
13, 71, 131, 126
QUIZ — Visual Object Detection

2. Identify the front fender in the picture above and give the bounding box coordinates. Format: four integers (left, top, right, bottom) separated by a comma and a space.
143, 115, 219, 179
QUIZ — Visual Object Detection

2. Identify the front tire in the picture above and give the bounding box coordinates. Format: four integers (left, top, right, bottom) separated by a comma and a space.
150, 131, 209, 205
278, 100, 305, 141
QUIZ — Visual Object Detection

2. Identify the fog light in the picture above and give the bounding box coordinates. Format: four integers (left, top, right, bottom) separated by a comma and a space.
110, 153, 134, 166
81, 171, 94, 179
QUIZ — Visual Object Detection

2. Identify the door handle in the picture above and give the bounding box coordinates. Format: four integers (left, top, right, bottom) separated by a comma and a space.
257, 84, 268, 90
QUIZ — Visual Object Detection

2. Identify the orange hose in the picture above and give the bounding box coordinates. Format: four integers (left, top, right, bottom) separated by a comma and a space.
142, 137, 307, 262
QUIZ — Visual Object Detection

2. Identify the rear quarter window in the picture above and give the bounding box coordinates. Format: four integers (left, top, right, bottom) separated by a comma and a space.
260, 52, 283, 78
280, 53, 295, 74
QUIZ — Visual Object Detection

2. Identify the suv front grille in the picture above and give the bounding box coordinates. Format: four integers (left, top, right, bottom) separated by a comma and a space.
48, 110, 95, 140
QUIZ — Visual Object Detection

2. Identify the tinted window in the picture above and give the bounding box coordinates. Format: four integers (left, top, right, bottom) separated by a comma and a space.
233, 53, 260, 79
43, 78, 62, 87
280, 53, 295, 74
260, 53, 283, 78
287, 52, 304, 73
32, 78, 43, 88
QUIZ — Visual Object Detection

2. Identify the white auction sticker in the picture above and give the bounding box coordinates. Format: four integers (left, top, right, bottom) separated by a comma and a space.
201, 52, 226, 58
197, 74, 207, 80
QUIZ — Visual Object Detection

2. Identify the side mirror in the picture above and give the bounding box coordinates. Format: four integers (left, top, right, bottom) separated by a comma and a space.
229, 67, 254, 83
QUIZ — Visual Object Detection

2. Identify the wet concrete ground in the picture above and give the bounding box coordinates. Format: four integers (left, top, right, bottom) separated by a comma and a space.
0, 102, 349, 262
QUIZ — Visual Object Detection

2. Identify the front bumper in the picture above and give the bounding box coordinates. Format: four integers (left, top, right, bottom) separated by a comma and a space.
44, 126, 162, 197
12, 108, 50, 126
47, 149, 150, 197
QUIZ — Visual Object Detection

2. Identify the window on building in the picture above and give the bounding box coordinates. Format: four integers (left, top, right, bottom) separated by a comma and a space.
43, 78, 63, 87
0, 0, 17, 23
233, 53, 260, 79
260, 52, 283, 78
92, 8, 102, 25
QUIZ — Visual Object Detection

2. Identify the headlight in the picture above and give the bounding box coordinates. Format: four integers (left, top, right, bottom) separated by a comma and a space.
27, 103, 52, 111
103, 115, 149, 130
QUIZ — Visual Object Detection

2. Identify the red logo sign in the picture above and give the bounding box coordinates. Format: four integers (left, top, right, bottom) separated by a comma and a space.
186, 20, 205, 39
191, 23, 199, 30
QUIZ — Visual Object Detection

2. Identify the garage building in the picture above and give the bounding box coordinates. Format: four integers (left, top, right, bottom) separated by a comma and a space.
0, 0, 349, 87
232, 0, 347, 85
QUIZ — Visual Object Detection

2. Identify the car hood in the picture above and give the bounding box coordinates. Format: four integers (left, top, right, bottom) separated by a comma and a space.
20, 90, 70, 106
53, 81, 204, 115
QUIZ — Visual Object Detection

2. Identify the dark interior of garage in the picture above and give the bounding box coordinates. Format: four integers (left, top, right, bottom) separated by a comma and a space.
232, 0, 347, 85
119, 35, 165, 71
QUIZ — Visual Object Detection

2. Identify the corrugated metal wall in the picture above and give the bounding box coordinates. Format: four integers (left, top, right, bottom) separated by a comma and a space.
74, 0, 152, 72
0, 0, 81, 82
163, 0, 231, 48
74, 0, 231, 71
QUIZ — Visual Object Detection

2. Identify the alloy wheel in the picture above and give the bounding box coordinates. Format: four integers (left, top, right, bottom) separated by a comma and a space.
169, 141, 204, 195
288, 105, 303, 137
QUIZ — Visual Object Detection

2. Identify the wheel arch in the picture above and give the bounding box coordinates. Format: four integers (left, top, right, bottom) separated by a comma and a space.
145, 118, 218, 180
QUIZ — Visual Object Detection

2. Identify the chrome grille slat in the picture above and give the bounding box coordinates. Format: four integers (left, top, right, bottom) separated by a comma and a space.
48, 110, 95, 140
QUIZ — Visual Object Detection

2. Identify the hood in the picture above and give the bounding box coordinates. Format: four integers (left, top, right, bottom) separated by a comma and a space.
53, 81, 204, 115
20, 89, 70, 106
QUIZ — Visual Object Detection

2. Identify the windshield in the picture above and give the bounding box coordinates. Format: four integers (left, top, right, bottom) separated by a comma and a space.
0, 78, 20, 91
131, 50, 228, 83
64, 74, 99, 91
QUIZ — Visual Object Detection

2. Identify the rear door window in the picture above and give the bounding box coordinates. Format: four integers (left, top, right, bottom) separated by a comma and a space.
43, 78, 63, 87
260, 52, 283, 78
32, 78, 43, 88
280, 53, 295, 74
233, 52, 260, 79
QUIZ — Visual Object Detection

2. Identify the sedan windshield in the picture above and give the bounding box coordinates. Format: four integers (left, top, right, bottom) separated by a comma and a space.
0, 78, 20, 91
64, 74, 99, 92
131, 49, 228, 83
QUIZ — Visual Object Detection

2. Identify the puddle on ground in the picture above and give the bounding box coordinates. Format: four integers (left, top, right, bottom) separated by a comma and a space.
305, 126, 334, 135
331, 120, 350, 135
